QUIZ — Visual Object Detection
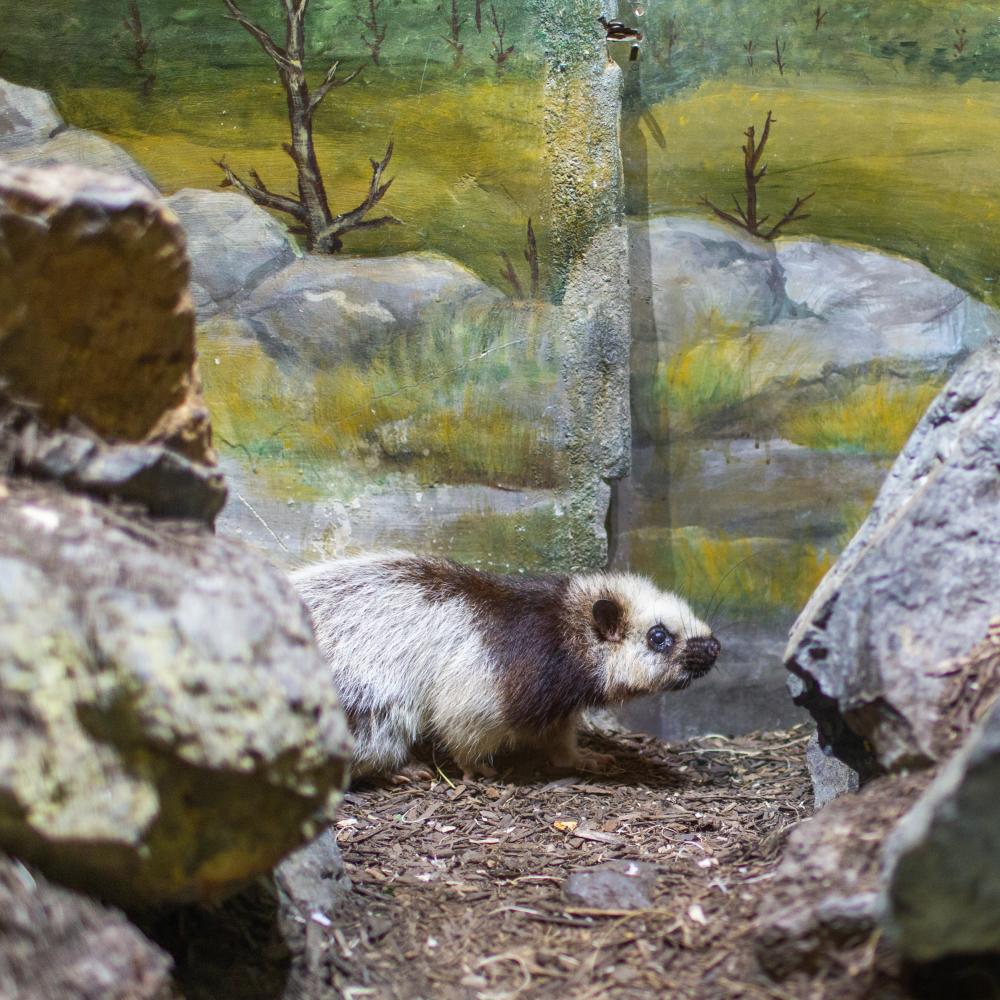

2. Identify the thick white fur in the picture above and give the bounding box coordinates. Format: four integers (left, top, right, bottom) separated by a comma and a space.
293, 553, 713, 777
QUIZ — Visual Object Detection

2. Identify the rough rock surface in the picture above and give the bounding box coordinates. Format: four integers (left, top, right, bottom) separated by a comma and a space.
276, 829, 354, 991
880, 624, 1000, 961
0, 853, 172, 1000
0, 475, 351, 907
805, 733, 859, 809
2, 127, 158, 192
0, 161, 212, 462
233, 253, 502, 367
785, 334, 1000, 776
7, 402, 226, 525
166, 189, 297, 318
756, 771, 931, 980
563, 860, 655, 910
636, 216, 998, 384
0, 77, 62, 150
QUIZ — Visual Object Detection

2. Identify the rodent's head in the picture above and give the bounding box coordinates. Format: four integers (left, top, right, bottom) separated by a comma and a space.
571, 573, 720, 701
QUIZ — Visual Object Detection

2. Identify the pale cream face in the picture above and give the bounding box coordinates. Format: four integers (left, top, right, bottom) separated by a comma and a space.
575, 573, 719, 698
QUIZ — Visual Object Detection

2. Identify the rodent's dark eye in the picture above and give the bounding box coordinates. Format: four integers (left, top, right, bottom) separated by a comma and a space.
647, 625, 674, 652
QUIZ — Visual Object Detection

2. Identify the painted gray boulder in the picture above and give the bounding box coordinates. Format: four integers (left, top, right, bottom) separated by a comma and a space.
638, 215, 793, 333
785, 334, 1000, 777
1, 127, 157, 193
166, 188, 298, 318
880, 625, 1000, 961
638, 216, 999, 385
0, 77, 62, 150
232, 252, 503, 367
0, 476, 351, 908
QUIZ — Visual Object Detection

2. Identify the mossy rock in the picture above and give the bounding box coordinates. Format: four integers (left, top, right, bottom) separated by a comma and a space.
0, 477, 351, 908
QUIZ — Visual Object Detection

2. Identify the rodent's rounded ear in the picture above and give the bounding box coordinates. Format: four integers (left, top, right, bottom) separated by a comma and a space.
592, 599, 624, 642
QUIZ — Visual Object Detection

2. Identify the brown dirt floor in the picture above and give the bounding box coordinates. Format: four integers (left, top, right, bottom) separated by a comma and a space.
156, 725, 1000, 999
319, 725, 917, 1000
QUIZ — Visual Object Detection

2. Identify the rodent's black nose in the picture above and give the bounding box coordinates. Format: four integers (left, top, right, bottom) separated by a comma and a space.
684, 636, 721, 672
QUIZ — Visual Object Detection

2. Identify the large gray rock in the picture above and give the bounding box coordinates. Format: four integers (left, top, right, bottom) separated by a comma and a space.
785, 334, 1000, 776
0, 77, 62, 151
880, 624, 1000, 961
0, 476, 351, 908
0, 853, 172, 1000
1, 128, 157, 193
233, 252, 502, 367
166, 189, 297, 318
640, 215, 793, 332
776, 240, 998, 370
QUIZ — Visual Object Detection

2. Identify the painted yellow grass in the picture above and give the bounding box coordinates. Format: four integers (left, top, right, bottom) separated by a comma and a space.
198, 317, 560, 498
782, 379, 942, 456
56, 73, 548, 288
634, 77, 1000, 307
655, 315, 764, 434
625, 525, 834, 621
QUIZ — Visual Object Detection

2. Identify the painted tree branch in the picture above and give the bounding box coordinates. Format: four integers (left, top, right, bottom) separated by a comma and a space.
217, 0, 398, 253
698, 110, 814, 241
118, 1, 157, 97
316, 141, 401, 245
498, 218, 540, 300
310, 60, 364, 113
216, 159, 308, 220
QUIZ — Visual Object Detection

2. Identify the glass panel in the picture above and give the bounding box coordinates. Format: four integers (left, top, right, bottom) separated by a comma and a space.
612, 0, 1000, 738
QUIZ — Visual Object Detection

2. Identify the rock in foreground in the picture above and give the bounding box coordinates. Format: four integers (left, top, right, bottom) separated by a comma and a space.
0, 161, 211, 462
881, 624, 1000, 961
0, 476, 350, 908
785, 334, 1000, 776
0, 853, 172, 1000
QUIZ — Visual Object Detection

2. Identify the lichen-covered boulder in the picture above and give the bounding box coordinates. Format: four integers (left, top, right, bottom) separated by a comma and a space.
0, 476, 351, 908
0, 853, 172, 1000
785, 334, 1000, 777
0, 161, 212, 463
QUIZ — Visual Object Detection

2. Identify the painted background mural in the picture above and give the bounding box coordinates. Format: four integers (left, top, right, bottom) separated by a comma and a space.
0, 0, 629, 579
610, 0, 1000, 736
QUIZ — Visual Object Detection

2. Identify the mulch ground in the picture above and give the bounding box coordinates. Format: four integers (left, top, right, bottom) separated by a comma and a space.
320, 723, 899, 1000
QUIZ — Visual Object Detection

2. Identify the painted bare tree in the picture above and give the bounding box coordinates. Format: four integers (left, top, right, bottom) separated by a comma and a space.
488, 4, 514, 78
357, 0, 387, 64
117, 1, 157, 98
443, 0, 468, 67
699, 111, 814, 240
217, 0, 399, 253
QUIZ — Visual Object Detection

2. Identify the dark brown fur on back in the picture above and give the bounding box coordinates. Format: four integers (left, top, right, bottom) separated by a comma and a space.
395, 557, 608, 729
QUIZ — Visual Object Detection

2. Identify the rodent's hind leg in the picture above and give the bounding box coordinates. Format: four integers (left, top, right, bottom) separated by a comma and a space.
543, 715, 616, 774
